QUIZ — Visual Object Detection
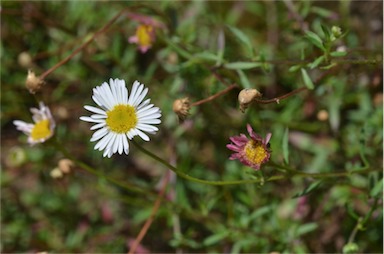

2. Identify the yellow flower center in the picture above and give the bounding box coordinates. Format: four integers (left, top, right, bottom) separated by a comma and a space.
30, 119, 52, 141
106, 104, 137, 133
136, 25, 153, 47
244, 140, 267, 165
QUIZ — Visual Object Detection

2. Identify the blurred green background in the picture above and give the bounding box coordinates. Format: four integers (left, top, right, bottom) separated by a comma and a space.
1, 1, 382, 253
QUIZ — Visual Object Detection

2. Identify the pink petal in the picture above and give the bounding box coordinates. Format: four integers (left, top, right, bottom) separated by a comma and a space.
264, 133, 272, 144
226, 144, 242, 152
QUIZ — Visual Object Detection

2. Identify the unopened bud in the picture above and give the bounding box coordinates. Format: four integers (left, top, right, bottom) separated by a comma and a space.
173, 97, 190, 122
26, 70, 45, 94
58, 158, 74, 174
238, 88, 261, 112
331, 26, 342, 38
18, 52, 33, 68
50, 168, 63, 179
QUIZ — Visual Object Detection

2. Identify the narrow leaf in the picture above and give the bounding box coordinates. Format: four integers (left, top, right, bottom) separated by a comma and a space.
301, 68, 315, 90
292, 180, 323, 198
237, 70, 251, 88
282, 127, 289, 164
309, 55, 325, 69
224, 61, 262, 70
370, 178, 383, 198
305, 30, 325, 51
203, 231, 229, 246
289, 65, 302, 72
330, 51, 347, 57
296, 222, 318, 236
227, 25, 254, 56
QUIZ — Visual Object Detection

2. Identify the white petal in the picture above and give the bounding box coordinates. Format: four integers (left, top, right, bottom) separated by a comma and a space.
136, 104, 153, 114
92, 94, 105, 108
91, 114, 107, 119
128, 81, 140, 105
106, 133, 118, 154
136, 123, 158, 132
95, 132, 114, 151
122, 135, 129, 154
134, 128, 150, 141
84, 105, 106, 115
131, 84, 144, 106
90, 127, 109, 142
137, 107, 160, 118
139, 119, 161, 125
117, 135, 123, 154
80, 116, 105, 123
90, 122, 106, 130
136, 99, 151, 110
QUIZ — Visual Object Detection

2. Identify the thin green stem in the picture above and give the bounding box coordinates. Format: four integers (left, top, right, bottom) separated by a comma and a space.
348, 197, 380, 244
51, 138, 146, 194
132, 141, 284, 186
269, 162, 380, 178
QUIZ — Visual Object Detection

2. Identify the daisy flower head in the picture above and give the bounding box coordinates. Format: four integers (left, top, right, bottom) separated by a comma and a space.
226, 124, 272, 170
13, 102, 55, 145
127, 12, 165, 53
80, 79, 161, 158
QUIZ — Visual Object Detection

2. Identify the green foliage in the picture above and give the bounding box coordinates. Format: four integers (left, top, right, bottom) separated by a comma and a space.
1, 1, 382, 253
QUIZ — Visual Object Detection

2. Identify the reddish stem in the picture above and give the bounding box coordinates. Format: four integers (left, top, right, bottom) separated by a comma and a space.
127, 171, 170, 254
39, 9, 128, 80
191, 84, 238, 107
254, 87, 307, 104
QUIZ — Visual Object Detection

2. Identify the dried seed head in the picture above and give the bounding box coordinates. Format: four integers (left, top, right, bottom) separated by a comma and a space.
173, 97, 190, 122
238, 88, 261, 112
26, 70, 45, 94
58, 158, 74, 174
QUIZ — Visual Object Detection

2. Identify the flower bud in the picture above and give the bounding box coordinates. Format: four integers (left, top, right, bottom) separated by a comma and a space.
173, 97, 190, 122
58, 158, 74, 174
50, 167, 63, 179
25, 70, 45, 94
331, 26, 342, 38
238, 88, 261, 112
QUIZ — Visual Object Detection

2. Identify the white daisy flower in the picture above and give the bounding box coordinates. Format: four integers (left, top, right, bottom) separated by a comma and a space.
80, 78, 161, 158
13, 102, 56, 145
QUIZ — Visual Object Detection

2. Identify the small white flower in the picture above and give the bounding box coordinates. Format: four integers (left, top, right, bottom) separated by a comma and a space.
13, 102, 55, 145
80, 78, 161, 158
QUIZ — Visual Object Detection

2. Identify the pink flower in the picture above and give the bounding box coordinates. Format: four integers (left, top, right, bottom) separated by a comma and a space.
127, 13, 165, 53
226, 124, 272, 170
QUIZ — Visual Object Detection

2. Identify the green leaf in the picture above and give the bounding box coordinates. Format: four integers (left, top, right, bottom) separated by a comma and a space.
292, 180, 323, 198
320, 24, 332, 40
203, 231, 229, 246
193, 52, 221, 62
289, 65, 302, 72
308, 55, 325, 69
305, 30, 325, 51
236, 69, 251, 88
320, 62, 337, 70
249, 205, 273, 220
370, 178, 383, 197
301, 68, 315, 90
226, 25, 253, 56
224, 61, 262, 70
296, 222, 318, 236
282, 127, 289, 164
330, 51, 347, 57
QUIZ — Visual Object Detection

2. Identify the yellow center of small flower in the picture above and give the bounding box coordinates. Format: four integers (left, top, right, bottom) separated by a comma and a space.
244, 140, 267, 165
106, 104, 137, 133
30, 119, 52, 141
136, 25, 153, 47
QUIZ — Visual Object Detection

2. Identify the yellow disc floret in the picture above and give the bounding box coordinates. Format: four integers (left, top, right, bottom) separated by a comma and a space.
244, 140, 267, 165
136, 25, 153, 47
106, 104, 137, 133
30, 119, 52, 141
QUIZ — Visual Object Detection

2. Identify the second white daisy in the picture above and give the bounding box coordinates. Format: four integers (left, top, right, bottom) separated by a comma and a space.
80, 78, 161, 158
